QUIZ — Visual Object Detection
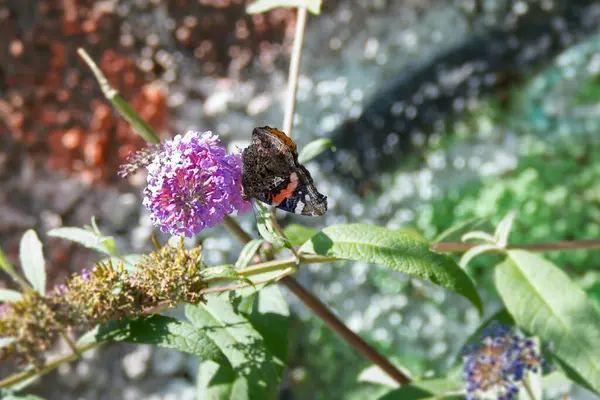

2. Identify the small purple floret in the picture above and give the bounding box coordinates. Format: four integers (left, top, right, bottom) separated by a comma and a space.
142, 130, 251, 237
462, 323, 546, 400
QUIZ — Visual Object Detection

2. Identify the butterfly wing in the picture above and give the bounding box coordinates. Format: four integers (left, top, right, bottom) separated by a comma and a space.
242, 127, 327, 216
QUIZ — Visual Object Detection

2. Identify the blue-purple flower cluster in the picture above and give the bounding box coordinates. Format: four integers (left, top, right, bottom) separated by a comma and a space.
143, 131, 250, 237
462, 323, 546, 400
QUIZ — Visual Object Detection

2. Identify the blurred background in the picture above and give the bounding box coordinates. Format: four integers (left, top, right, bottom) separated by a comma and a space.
2, 0, 600, 398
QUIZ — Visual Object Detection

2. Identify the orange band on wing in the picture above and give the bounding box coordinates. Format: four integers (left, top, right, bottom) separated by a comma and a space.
270, 173, 298, 205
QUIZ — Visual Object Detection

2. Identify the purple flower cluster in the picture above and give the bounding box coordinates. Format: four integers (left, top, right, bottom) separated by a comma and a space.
462, 323, 546, 400
143, 131, 251, 237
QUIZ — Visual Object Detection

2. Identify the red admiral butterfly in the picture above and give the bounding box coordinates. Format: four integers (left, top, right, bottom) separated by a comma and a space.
241, 126, 327, 216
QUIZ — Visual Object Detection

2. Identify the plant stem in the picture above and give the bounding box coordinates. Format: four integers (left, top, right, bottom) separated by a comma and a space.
77, 48, 161, 145
432, 239, 600, 253
282, 6, 308, 137
0, 342, 99, 388
236, 254, 341, 277
59, 330, 79, 356
522, 377, 537, 400
282, 276, 411, 385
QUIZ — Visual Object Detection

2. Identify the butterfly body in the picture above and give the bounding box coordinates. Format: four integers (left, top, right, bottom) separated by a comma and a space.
241, 126, 327, 216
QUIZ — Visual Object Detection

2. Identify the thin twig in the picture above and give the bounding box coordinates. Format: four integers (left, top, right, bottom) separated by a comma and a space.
281, 276, 411, 385
59, 330, 79, 356
282, 7, 308, 137
432, 239, 600, 253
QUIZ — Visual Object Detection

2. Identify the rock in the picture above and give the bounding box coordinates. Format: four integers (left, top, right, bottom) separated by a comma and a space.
160, 378, 196, 400
151, 348, 186, 376
122, 345, 153, 380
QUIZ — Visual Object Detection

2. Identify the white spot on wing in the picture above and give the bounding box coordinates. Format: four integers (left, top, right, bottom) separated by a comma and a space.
271, 176, 285, 186
294, 201, 305, 214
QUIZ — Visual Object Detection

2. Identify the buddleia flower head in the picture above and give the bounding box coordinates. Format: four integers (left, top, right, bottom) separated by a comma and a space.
142, 130, 251, 237
462, 323, 548, 400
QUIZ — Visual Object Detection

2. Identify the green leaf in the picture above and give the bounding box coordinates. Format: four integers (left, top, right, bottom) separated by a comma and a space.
283, 224, 318, 247
235, 239, 264, 269
201, 265, 239, 280
19, 230, 46, 295
358, 365, 404, 388
48, 227, 115, 255
376, 377, 463, 400
197, 360, 243, 399
201, 265, 255, 288
496, 250, 600, 394
0, 247, 18, 277
297, 138, 335, 164
247, 0, 321, 15
300, 224, 483, 314
0, 337, 17, 348
237, 285, 290, 364
494, 211, 516, 248
459, 244, 498, 268
186, 296, 284, 400
195, 287, 289, 400
461, 231, 495, 243
93, 315, 227, 364
0, 289, 23, 302
255, 205, 287, 248
0, 389, 46, 400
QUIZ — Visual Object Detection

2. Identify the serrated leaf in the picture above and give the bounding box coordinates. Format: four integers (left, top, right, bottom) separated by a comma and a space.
0, 389, 45, 400
376, 377, 463, 400
459, 244, 498, 268
247, 0, 321, 15
494, 211, 516, 248
235, 239, 264, 269
297, 138, 335, 164
48, 227, 115, 255
237, 285, 290, 364
0, 289, 23, 302
19, 230, 46, 295
283, 224, 318, 247
186, 296, 283, 400
0, 337, 17, 348
93, 315, 227, 364
300, 224, 483, 314
197, 286, 289, 399
496, 250, 600, 394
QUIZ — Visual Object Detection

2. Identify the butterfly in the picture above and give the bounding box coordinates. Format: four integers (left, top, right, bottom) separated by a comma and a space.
241, 126, 327, 216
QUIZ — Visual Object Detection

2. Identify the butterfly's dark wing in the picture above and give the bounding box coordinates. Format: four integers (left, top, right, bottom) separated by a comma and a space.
242, 127, 327, 216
